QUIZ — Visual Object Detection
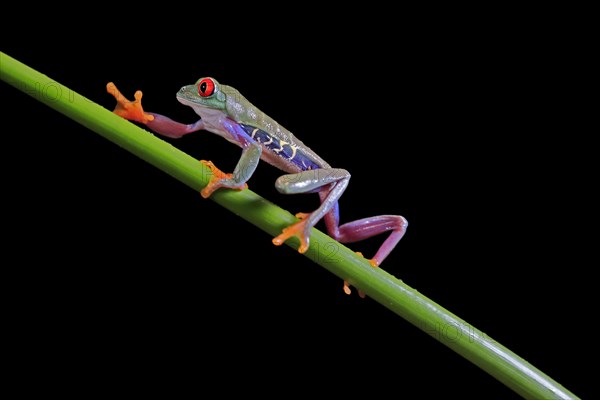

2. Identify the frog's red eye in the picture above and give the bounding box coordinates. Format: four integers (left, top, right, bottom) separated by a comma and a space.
198, 78, 215, 97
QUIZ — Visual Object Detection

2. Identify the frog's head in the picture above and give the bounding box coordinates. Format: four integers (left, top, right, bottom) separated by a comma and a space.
177, 77, 227, 111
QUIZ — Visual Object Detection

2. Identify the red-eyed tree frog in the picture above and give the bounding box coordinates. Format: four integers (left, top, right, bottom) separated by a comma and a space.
106, 78, 408, 296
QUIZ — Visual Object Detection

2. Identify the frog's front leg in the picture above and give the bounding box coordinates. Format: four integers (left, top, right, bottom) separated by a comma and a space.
272, 168, 350, 253
200, 119, 261, 198
107, 83, 258, 197
107, 82, 205, 138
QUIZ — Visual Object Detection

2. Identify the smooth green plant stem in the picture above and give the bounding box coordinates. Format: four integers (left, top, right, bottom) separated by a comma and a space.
0, 51, 580, 400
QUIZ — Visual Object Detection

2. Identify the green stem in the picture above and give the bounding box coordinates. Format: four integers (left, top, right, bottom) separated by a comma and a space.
0, 51, 580, 400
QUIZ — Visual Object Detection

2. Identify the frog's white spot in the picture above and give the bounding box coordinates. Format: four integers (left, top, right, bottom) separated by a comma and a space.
233, 102, 244, 114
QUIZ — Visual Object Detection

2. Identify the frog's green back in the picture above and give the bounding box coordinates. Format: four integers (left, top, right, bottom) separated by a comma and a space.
221, 84, 329, 168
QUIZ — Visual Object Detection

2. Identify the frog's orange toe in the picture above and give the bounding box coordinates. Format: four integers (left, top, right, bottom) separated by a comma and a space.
200, 178, 247, 198
200, 184, 217, 199
106, 82, 154, 124
295, 212, 310, 220
201, 160, 227, 179
343, 280, 366, 298
272, 219, 311, 253
199, 160, 248, 198
355, 251, 379, 268
343, 281, 352, 295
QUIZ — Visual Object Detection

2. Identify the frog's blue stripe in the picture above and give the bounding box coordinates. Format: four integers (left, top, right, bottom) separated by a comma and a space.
239, 123, 320, 171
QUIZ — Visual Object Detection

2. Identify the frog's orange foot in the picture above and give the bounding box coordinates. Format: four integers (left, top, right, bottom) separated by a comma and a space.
343, 251, 377, 299
201, 160, 229, 179
355, 251, 379, 268
343, 280, 366, 298
199, 160, 248, 198
272, 216, 311, 253
106, 82, 154, 124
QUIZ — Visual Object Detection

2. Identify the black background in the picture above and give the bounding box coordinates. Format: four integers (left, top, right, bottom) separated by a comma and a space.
1, 9, 593, 399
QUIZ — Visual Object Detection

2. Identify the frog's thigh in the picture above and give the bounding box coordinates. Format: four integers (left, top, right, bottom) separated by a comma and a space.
275, 168, 349, 194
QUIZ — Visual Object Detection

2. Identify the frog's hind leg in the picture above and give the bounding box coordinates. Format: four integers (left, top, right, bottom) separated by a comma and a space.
272, 167, 407, 297
272, 168, 350, 253
320, 196, 407, 297
321, 194, 408, 267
